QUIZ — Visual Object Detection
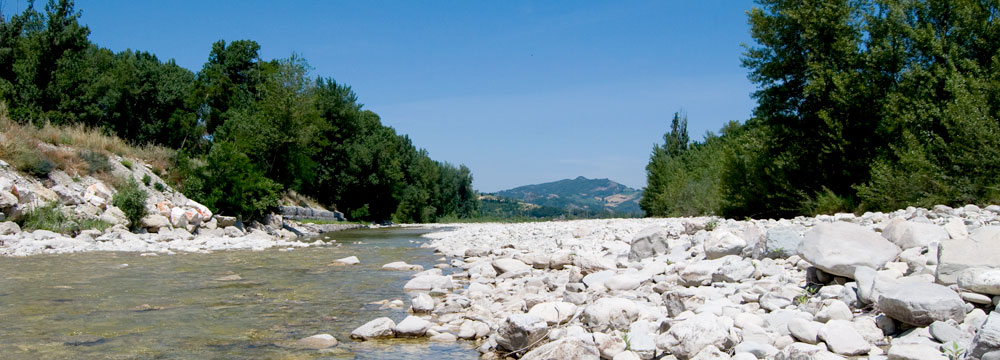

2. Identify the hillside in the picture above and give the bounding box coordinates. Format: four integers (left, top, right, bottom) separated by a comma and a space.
493, 176, 643, 215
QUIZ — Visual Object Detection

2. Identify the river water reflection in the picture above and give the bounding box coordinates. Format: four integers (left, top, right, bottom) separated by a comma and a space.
0, 227, 477, 359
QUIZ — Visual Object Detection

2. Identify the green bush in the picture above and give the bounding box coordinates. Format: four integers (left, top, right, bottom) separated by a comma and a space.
77, 218, 112, 232
120, 159, 133, 169
153, 182, 166, 192
141, 174, 151, 185
112, 179, 148, 229
193, 141, 281, 220
78, 150, 111, 174
801, 187, 855, 216
21, 202, 76, 233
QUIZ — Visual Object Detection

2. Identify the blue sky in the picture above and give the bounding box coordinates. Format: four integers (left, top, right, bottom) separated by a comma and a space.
4, 0, 758, 192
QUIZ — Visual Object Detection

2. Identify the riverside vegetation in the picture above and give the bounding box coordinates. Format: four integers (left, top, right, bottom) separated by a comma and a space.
0, 0, 477, 224
642, 0, 1000, 219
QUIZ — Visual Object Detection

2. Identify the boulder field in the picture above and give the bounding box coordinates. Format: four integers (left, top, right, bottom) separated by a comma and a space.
354, 205, 1000, 360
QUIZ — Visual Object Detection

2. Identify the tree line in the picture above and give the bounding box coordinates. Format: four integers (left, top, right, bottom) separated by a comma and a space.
643, 0, 1000, 218
0, 0, 479, 222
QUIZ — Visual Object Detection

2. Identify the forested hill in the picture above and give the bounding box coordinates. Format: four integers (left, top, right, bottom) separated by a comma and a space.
0, 0, 478, 223
494, 176, 643, 215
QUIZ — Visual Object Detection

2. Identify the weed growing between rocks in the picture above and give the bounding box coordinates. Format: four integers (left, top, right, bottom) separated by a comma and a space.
78, 150, 111, 175
20, 202, 111, 235
112, 179, 148, 230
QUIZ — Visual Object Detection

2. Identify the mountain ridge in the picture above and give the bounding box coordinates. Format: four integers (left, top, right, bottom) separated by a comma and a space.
492, 176, 643, 215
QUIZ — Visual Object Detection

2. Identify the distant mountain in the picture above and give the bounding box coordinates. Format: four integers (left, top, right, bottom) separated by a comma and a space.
493, 176, 644, 215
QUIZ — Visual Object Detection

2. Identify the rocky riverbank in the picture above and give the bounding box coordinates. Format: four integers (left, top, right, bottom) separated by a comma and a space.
349, 205, 1000, 360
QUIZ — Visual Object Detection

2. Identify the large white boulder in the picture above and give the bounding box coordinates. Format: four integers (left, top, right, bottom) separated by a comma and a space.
493, 258, 531, 275
704, 229, 746, 259
382, 261, 423, 271
882, 218, 949, 250
877, 282, 966, 326
970, 311, 1000, 359
798, 222, 899, 278
817, 320, 871, 356
936, 226, 1000, 285
410, 293, 434, 313
764, 225, 804, 258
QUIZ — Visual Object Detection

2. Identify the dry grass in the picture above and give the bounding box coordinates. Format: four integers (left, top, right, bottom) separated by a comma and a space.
0, 102, 176, 178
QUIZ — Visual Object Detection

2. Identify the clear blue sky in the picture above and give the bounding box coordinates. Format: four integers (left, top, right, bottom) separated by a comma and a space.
4, 0, 759, 192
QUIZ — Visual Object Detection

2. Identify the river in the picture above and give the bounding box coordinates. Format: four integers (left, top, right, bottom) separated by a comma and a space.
0, 227, 478, 359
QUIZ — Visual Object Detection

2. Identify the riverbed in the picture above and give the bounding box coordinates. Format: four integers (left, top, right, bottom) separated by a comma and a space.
0, 227, 477, 359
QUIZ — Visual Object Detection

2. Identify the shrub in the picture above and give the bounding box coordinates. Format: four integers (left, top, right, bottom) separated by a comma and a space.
15, 151, 56, 177
153, 182, 166, 192
141, 174, 151, 185
801, 187, 855, 216
120, 159, 133, 169
193, 141, 281, 220
112, 179, 148, 229
21, 202, 75, 233
78, 150, 111, 174
77, 218, 112, 232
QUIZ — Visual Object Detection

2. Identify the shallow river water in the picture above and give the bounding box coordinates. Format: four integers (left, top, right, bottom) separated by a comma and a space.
0, 227, 478, 359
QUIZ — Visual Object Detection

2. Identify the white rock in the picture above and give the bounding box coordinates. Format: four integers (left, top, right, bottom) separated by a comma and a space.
886, 343, 947, 360
293, 333, 338, 349
704, 229, 747, 259
382, 261, 423, 271
349, 317, 396, 340
410, 293, 434, 313
394, 315, 431, 337
798, 222, 900, 278
520, 336, 600, 360
815, 300, 853, 323
527, 301, 578, 325
787, 318, 823, 344
403, 275, 455, 291
582, 297, 644, 331
958, 268, 1000, 295
655, 312, 732, 360
332, 256, 360, 265
817, 320, 871, 356
936, 226, 1000, 284
734, 340, 778, 359
493, 258, 531, 275
605, 273, 644, 291
882, 218, 949, 250
970, 311, 1000, 359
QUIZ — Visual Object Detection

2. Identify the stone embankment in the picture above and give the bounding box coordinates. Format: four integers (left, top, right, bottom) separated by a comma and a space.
352, 205, 1000, 360
0, 156, 359, 256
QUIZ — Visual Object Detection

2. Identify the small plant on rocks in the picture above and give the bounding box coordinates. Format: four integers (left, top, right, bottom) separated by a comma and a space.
942, 341, 966, 360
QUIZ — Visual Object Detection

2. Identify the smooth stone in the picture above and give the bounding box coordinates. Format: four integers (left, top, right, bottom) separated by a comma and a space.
527, 301, 578, 326
411, 293, 434, 313
886, 343, 947, 360
957, 268, 1000, 295
970, 311, 1000, 359
520, 336, 600, 360
798, 222, 900, 278
350, 317, 396, 340
332, 256, 360, 265
928, 320, 964, 344
294, 334, 338, 349
704, 229, 747, 259
654, 312, 732, 360
403, 275, 455, 291
628, 225, 673, 261
493, 258, 531, 275
394, 315, 431, 337
429, 332, 457, 342
877, 282, 965, 326
382, 261, 423, 271
496, 314, 549, 354
936, 226, 1000, 285
734, 340, 778, 359
815, 300, 853, 323
817, 320, 871, 356
787, 318, 822, 344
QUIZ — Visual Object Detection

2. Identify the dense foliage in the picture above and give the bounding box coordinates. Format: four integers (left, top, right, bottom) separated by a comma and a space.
643, 0, 1000, 218
112, 178, 149, 229
0, 0, 479, 222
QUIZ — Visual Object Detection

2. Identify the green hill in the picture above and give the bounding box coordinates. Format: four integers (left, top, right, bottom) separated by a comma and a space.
493, 177, 643, 216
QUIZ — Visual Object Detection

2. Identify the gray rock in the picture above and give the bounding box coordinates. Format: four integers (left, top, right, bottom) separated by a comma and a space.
958, 268, 1000, 295
817, 319, 871, 356
457, 320, 490, 340
628, 225, 673, 261
704, 229, 747, 259
350, 317, 396, 340
936, 226, 1000, 285
713, 255, 756, 283
760, 292, 792, 312
877, 282, 965, 326
520, 336, 600, 360
331, 255, 359, 265
970, 311, 1000, 360
593, 332, 626, 359
798, 222, 900, 278
886, 343, 947, 360
765, 226, 804, 258
394, 315, 431, 337
928, 320, 964, 344
496, 314, 549, 355
382, 261, 423, 271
